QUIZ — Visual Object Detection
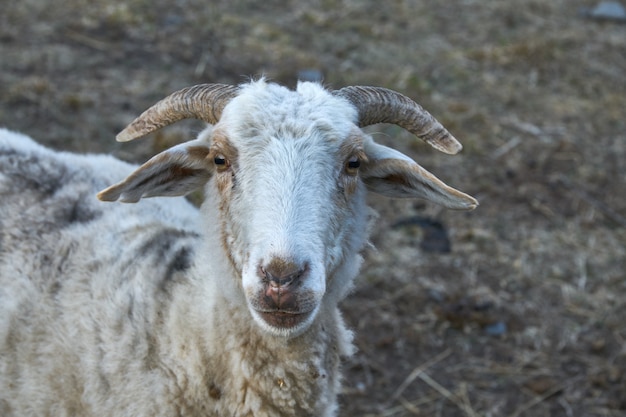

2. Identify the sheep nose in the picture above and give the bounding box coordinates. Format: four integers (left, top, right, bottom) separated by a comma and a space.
261, 259, 307, 289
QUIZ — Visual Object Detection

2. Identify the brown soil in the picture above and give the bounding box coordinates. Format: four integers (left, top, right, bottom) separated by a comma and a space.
2, 1, 625, 415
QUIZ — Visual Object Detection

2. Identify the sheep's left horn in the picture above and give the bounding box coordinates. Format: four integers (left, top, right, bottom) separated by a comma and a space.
333, 86, 462, 154
116, 84, 240, 142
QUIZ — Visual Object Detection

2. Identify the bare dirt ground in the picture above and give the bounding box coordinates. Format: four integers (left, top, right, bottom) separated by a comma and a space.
1, 0, 625, 415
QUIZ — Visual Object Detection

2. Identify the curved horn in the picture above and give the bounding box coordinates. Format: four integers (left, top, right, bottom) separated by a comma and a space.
116, 84, 240, 142
333, 86, 462, 155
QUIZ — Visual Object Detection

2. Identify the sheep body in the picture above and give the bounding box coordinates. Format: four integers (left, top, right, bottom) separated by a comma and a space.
0, 80, 476, 416
0, 127, 352, 417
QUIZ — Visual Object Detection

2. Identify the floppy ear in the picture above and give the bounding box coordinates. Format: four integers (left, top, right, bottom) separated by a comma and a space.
97, 139, 212, 203
361, 139, 478, 210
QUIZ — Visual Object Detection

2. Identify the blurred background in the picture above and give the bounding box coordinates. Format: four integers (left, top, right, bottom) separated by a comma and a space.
1, 0, 625, 415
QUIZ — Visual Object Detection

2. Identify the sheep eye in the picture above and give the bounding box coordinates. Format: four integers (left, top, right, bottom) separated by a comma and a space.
214, 155, 227, 166
345, 156, 361, 176
346, 156, 360, 174
347, 158, 360, 169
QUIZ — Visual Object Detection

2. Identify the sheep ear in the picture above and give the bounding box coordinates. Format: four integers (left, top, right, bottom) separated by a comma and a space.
361, 141, 478, 210
97, 139, 212, 203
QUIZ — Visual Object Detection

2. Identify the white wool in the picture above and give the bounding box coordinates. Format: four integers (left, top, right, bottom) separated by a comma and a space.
0, 80, 475, 417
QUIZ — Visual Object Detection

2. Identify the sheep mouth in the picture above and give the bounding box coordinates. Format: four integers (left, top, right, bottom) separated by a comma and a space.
258, 310, 311, 329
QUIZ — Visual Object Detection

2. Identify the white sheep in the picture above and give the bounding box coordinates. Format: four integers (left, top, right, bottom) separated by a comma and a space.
0, 79, 477, 417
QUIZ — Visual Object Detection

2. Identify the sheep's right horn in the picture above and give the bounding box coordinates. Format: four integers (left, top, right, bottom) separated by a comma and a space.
116, 84, 240, 142
333, 86, 462, 155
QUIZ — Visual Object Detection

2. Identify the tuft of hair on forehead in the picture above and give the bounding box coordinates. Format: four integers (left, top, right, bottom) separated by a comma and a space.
219, 79, 359, 138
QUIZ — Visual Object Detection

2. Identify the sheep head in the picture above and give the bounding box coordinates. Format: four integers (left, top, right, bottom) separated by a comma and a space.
98, 80, 477, 338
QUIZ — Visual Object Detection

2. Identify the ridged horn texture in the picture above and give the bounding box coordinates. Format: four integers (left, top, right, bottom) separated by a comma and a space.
333, 86, 462, 155
116, 84, 240, 142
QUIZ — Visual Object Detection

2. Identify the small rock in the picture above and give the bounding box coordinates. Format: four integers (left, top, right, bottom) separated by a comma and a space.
581, 1, 626, 22
484, 321, 507, 336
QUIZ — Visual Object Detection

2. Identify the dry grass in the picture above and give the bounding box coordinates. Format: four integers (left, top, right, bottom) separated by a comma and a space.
1, 0, 625, 415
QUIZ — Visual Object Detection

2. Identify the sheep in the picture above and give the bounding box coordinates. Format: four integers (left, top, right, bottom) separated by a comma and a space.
0, 79, 477, 417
